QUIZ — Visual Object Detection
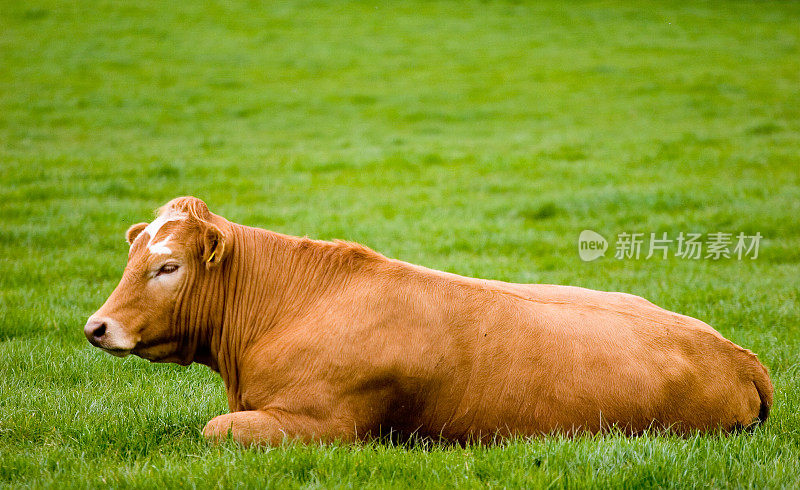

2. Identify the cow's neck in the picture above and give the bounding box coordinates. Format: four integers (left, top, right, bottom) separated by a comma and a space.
197, 224, 383, 410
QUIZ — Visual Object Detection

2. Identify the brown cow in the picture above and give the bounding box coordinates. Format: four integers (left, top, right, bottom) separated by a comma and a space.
84, 196, 773, 445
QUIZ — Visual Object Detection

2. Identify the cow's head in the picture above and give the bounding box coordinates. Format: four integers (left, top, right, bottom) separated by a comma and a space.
84, 197, 232, 364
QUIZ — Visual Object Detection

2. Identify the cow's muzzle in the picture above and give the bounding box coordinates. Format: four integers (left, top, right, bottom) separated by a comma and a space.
83, 316, 134, 356
84, 318, 107, 345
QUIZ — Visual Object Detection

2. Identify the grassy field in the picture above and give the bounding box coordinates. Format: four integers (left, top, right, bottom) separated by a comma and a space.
1, 0, 799, 487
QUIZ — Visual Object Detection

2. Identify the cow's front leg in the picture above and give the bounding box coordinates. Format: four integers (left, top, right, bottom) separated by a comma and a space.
202, 409, 356, 446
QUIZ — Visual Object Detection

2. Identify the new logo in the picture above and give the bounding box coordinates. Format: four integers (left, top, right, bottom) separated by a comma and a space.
578, 230, 608, 262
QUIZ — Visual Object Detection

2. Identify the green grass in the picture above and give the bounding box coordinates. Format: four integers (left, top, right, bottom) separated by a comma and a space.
1, 0, 799, 487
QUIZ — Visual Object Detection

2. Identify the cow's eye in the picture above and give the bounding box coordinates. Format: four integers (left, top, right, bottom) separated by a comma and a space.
156, 264, 180, 277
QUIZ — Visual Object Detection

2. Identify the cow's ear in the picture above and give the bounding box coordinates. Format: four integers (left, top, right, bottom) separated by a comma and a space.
126, 222, 148, 245
202, 223, 229, 269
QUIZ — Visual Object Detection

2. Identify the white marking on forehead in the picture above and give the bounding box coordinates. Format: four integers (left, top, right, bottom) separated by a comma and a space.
132, 213, 185, 255
149, 234, 173, 255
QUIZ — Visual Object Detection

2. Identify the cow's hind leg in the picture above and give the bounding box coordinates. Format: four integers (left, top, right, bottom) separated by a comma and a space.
203, 409, 356, 446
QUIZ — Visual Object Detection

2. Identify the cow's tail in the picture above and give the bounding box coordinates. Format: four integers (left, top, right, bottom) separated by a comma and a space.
749, 353, 774, 427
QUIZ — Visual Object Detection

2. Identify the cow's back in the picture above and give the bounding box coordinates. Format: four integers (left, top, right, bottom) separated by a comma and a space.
394, 267, 771, 439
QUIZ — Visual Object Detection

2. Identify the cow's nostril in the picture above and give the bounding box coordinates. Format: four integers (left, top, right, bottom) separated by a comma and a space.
84, 317, 116, 347
92, 323, 107, 339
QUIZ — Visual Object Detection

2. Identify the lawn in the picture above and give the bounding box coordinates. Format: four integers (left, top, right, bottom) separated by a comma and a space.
1, 0, 799, 487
